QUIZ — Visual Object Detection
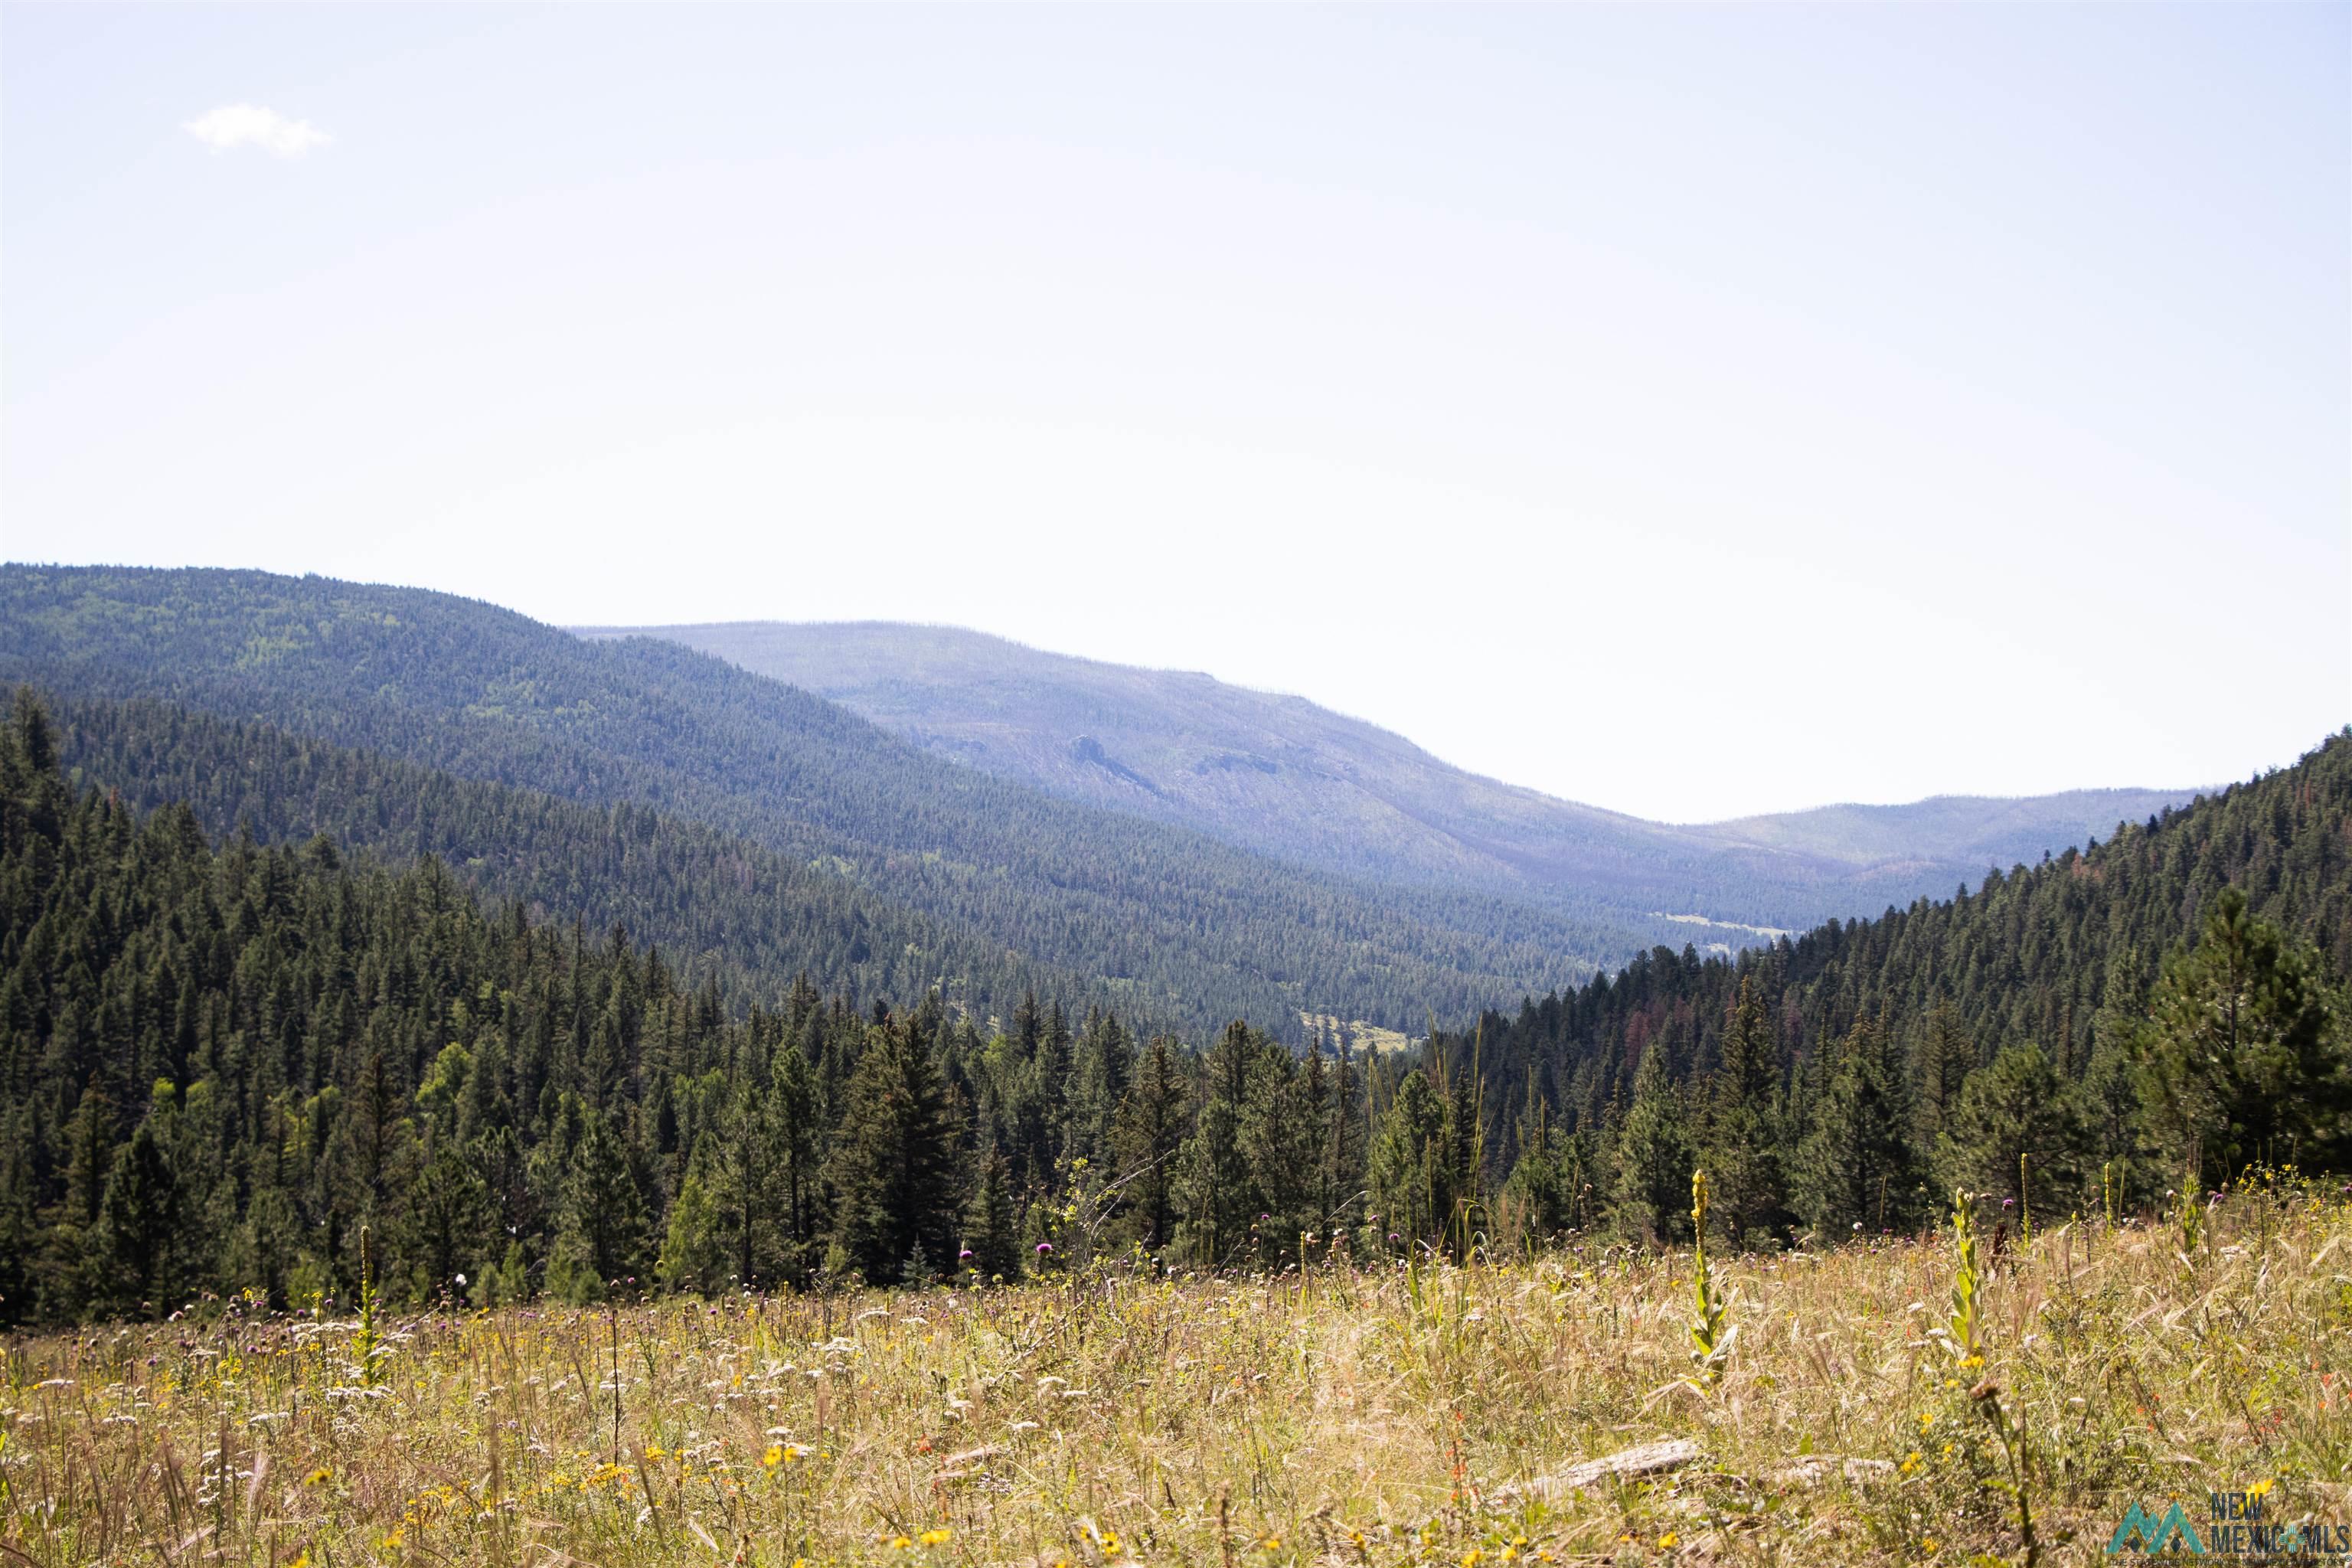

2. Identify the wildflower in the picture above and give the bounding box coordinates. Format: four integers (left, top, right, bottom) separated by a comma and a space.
303, 1465, 332, 1485
1037, 1242, 1053, 1255
959, 1249, 975, 1261
1462, 1550, 1484, 1566
920, 1528, 952, 1546
2252, 1478, 2275, 1500
763, 1444, 783, 1468
1900, 1451, 1923, 1475
887, 1534, 914, 1550
1658, 1533, 1677, 1549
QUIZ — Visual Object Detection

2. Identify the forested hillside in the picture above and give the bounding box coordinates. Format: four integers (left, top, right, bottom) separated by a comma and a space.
601, 619, 2196, 933
4, 678, 2343, 1325
47, 692, 1122, 1029
1441, 729, 2352, 1246
0, 565, 1657, 1035
0, 691, 1370, 1320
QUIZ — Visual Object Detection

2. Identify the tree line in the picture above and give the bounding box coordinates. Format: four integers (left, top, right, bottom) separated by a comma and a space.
1, 565, 1659, 1038
4, 687, 2346, 1325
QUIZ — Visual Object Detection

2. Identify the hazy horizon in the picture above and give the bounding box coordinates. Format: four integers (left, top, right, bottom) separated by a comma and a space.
571, 609, 2237, 825
6, 5, 2345, 818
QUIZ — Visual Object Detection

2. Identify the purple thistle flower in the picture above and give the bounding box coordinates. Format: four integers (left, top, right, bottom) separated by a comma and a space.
1036, 1242, 1053, 1255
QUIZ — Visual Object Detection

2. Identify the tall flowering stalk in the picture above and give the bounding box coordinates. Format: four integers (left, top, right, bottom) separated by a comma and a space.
1946, 1190, 1983, 1370
355, 1225, 384, 1388
1688, 1169, 1729, 1385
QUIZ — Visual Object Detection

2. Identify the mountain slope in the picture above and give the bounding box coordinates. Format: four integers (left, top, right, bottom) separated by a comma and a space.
0, 565, 1679, 1035
45, 690, 1123, 1026
1449, 725, 2352, 1204
583, 619, 2198, 932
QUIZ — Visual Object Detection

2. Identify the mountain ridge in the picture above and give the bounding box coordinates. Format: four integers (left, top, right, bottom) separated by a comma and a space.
0, 564, 1672, 1036
580, 618, 2200, 930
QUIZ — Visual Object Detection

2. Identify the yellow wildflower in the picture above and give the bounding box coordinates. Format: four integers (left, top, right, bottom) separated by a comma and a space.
887, 1535, 914, 1550
2252, 1478, 2276, 1500
763, 1444, 784, 1468
1658, 1533, 1678, 1550
920, 1528, 953, 1545
302, 1465, 332, 1486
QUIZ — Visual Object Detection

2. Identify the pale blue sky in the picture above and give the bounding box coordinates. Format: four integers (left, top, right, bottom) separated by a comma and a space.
5, 4, 2346, 821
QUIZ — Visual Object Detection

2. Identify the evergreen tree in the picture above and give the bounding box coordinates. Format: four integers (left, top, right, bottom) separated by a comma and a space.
1932, 1041, 2088, 1217
1704, 975, 1783, 1245
547, 1105, 648, 1302
1174, 1022, 1265, 1268
1913, 1001, 1975, 1145
826, 1014, 964, 1285
1795, 1018, 1925, 1236
655, 1171, 727, 1295
1110, 1035, 1188, 1250
95, 1108, 185, 1315
1367, 1067, 1453, 1251
1316, 1039, 1368, 1234
1610, 1040, 1692, 1244
403, 1138, 489, 1300
962, 1148, 1021, 1282
2135, 889, 2348, 1178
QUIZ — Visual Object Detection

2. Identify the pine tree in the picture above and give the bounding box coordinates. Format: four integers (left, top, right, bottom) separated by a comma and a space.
547, 1106, 648, 1302
1317, 1038, 1367, 1233
1610, 1039, 1692, 1244
2135, 889, 2348, 1178
1913, 1001, 1975, 1146
770, 1039, 822, 1282
1932, 1042, 2087, 1217
655, 1171, 726, 1295
826, 1014, 964, 1285
962, 1147, 1021, 1282
403, 1138, 489, 1301
1795, 1017, 1925, 1237
1704, 975, 1783, 1245
1174, 1021, 1264, 1268
1367, 1065, 1458, 1251
95, 1106, 185, 1315
1110, 1036, 1188, 1250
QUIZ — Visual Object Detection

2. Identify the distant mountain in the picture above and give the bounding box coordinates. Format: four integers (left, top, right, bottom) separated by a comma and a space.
582, 620, 2199, 932
1697, 790, 2205, 874
0, 566, 1698, 1037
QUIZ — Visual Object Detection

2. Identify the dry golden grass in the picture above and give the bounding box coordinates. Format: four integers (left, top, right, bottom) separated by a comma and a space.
5, 1189, 2348, 1567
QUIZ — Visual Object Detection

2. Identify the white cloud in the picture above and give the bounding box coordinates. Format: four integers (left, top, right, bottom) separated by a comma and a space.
183, 104, 332, 158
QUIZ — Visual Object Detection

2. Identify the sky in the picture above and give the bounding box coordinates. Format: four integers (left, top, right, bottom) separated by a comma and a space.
5, 5, 2347, 823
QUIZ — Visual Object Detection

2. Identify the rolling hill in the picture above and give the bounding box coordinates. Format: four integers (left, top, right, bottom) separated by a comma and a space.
0, 565, 1681, 1037
580, 619, 2198, 933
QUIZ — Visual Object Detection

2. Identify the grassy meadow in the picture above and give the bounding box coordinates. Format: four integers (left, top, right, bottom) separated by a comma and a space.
5, 1188, 2348, 1568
